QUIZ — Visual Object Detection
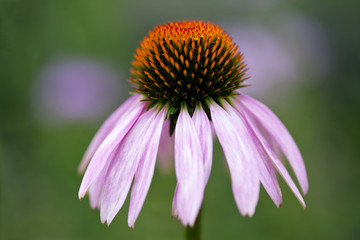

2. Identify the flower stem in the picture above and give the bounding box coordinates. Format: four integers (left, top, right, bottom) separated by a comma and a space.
185, 208, 202, 240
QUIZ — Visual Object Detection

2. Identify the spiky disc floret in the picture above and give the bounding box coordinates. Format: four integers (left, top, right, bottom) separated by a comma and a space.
130, 20, 248, 114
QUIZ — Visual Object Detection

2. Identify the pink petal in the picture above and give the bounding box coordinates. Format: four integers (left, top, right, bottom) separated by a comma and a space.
98, 143, 132, 225
89, 179, 105, 210
193, 107, 213, 184
256, 122, 284, 160
173, 108, 205, 226
88, 152, 114, 209
171, 184, 179, 218
246, 112, 306, 208
128, 108, 166, 228
157, 119, 174, 172
99, 108, 163, 225
210, 101, 260, 216
78, 99, 145, 199
237, 94, 309, 195
78, 95, 141, 173
268, 151, 306, 208
235, 105, 283, 207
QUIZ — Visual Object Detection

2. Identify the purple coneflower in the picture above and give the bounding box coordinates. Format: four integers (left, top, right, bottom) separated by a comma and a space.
33, 57, 121, 124
78, 21, 308, 228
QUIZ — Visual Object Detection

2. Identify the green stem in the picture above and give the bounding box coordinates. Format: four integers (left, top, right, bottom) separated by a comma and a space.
185, 208, 202, 240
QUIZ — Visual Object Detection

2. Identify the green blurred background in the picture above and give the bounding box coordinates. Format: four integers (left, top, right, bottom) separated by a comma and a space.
1, 0, 359, 239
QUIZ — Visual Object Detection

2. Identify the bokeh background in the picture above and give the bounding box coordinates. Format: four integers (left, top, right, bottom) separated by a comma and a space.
1, 0, 359, 239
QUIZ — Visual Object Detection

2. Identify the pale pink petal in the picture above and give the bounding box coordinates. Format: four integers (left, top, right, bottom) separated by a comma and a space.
246, 110, 306, 208
171, 184, 179, 218
78, 95, 141, 173
268, 150, 306, 208
78, 99, 146, 199
99, 108, 162, 225
89, 178, 105, 210
171, 108, 212, 221
157, 119, 174, 172
128, 108, 166, 228
235, 105, 282, 207
88, 156, 111, 209
210, 101, 260, 216
98, 143, 132, 224
257, 123, 284, 160
237, 94, 309, 195
173, 108, 205, 226
193, 107, 213, 184
258, 157, 282, 207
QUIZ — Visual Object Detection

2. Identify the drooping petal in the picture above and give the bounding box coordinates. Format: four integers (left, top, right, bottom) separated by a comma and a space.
78, 95, 141, 173
128, 108, 166, 228
89, 177, 105, 210
245, 110, 306, 208
99, 108, 162, 225
173, 108, 205, 226
88, 151, 114, 209
237, 94, 309, 195
234, 105, 282, 207
257, 156, 282, 207
268, 150, 306, 208
210, 101, 260, 216
171, 184, 179, 218
157, 119, 174, 172
256, 122, 284, 160
193, 107, 213, 184
78, 99, 146, 199
98, 143, 133, 224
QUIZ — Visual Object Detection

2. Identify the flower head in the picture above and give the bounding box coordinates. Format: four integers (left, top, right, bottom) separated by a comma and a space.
78, 20, 308, 228
130, 21, 247, 114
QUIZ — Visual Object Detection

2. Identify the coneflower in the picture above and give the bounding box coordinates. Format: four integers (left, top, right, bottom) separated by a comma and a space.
78, 20, 308, 229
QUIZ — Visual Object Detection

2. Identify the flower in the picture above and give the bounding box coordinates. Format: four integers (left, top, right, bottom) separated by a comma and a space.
222, 14, 330, 98
32, 57, 122, 124
78, 20, 308, 228
222, 23, 298, 96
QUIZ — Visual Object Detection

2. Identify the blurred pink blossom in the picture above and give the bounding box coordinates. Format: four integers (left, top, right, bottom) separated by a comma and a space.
221, 13, 329, 98
32, 57, 124, 124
